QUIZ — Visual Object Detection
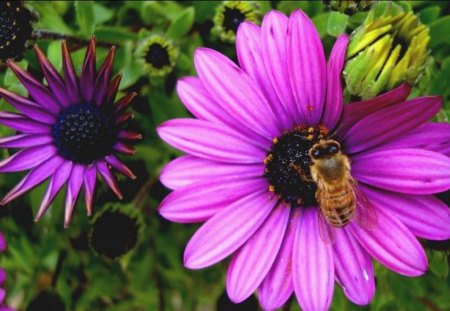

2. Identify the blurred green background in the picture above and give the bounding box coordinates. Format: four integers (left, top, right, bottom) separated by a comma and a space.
0, 1, 449, 310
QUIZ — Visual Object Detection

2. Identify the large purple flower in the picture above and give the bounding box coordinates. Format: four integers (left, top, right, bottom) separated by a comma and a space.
0, 38, 141, 227
157, 9, 450, 310
0, 232, 14, 311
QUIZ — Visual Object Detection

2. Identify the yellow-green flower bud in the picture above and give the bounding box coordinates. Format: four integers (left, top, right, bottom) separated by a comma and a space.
344, 3, 430, 99
212, 1, 260, 44
135, 35, 178, 78
323, 0, 377, 15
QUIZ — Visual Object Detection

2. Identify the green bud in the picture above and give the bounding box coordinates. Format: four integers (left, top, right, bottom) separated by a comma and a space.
323, 0, 377, 15
344, 3, 430, 99
135, 35, 179, 78
212, 1, 260, 44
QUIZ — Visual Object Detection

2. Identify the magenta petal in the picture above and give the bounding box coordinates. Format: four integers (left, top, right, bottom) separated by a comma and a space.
226, 205, 290, 303
258, 208, 299, 311
94, 47, 116, 105
158, 119, 267, 163
237, 21, 291, 130
261, 10, 299, 127
64, 164, 84, 228
338, 83, 411, 137
105, 154, 136, 179
194, 48, 279, 139
80, 38, 96, 102
293, 208, 334, 311
349, 208, 427, 276
160, 155, 263, 190
0, 233, 6, 252
0, 112, 50, 134
83, 165, 97, 216
361, 185, 450, 240
0, 268, 6, 283
0, 88, 56, 122
6, 60, 60, 112
0, 134, 52, 149
378, 123, 450, 155
333, 228, 375, 305
34, 45, 71, 107
160, 178, 267, 223
36, 160, 73, 221
352, 149, 450, 194
0, 145, 56, 173
1, 156, 64, 205
287, 10, 326, 126
184, 190, 276, 269
0, 288, 5, 305
176, 77, 267, 144
62, 40, 81, 104
343, 97, 441, 153
96, 161, 123, 199
322, 34, 349, 130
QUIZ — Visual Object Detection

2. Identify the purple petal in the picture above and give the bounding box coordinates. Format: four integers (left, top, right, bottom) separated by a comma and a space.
105, 74, 122, 105
114, 92, 137, 113
36, 160, 73, 221
0, 88, 56, 123
6, 60, 60, 112
94, 47, 116, 105
287, 10, 326, 126
1, 156, 65, 205
293, 208, 334, 311
322, 34, 349, 130
343, 97, 441, 154
333, 228, 374, 305
376, 123, 450, 155
349, 208, 427, 276
338, 83, 411, 137
113, 142, 135, 155
0, 134, 52, 148
237, 21, 291, 130
0, 288, 5, 305
62, 40, 81, 104
227, 205, 290, 303
34, 45, 71, 107
0, 233, 6, 252
194, 48, 279, 139
361, 185, 450, 240
258, 209, 300, 310
96, 161, 123, 199
352, 149, 450, 194
0, 145, 56, 173
160, 155, 264, 190
184, 190, 276, 269
261, 10, 299, 127
64, 164, 84, 228
118, 130, 142, 141
158, 119, 267, 163
80, 38, 96, 102
0, 268, 6, 283
83, 165, 97, 216
105, 154, 136, 179
0, 112, 50, 134
160, 178, 267, 223
177, 77, 270, 146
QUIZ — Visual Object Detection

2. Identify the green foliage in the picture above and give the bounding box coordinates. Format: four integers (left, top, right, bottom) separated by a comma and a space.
0, 1, 448, 311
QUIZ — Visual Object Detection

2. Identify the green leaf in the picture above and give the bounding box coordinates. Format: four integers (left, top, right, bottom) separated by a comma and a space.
327, 11, 349, 37
166, 7, 195, 40
429, 16, 450, 48
75, 1, 96, 36
429, 252, 449, 278
94, 26, 138, 44
31, 2, 73, 34
418, 6, 441, 25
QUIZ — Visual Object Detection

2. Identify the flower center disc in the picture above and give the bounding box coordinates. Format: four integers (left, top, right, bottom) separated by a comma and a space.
144, 43, 170, 69
52, 103, 116, 164
223, 7, 247, 32
264, 125, 329, 207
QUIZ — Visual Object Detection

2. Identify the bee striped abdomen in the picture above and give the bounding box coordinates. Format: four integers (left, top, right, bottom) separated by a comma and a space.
318, 185, 355, 227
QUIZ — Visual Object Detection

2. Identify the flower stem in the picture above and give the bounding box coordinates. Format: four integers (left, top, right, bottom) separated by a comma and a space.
33, 29, 115, 48
51, 250, 67, 288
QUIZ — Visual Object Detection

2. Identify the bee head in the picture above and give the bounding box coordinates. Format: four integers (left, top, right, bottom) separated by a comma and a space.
309, 140, 341, 160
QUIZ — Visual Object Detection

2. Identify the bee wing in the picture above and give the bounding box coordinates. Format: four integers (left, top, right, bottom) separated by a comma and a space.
353, 185, 378, 231
317, 209, 337, 244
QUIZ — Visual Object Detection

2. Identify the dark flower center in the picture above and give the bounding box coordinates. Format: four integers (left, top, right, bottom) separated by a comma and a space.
0, 2, 35, 60
223, 7, 247, 32
144, 43, 170, 69
90, 210, 139, 259
52, 103, 116, 164
264, 125, 329, 207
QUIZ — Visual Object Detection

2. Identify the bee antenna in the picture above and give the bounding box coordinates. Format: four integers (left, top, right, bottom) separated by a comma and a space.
328, 123, 344, 139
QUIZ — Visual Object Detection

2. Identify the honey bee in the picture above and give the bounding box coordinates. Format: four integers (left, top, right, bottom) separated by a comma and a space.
309, 139, 376, 242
